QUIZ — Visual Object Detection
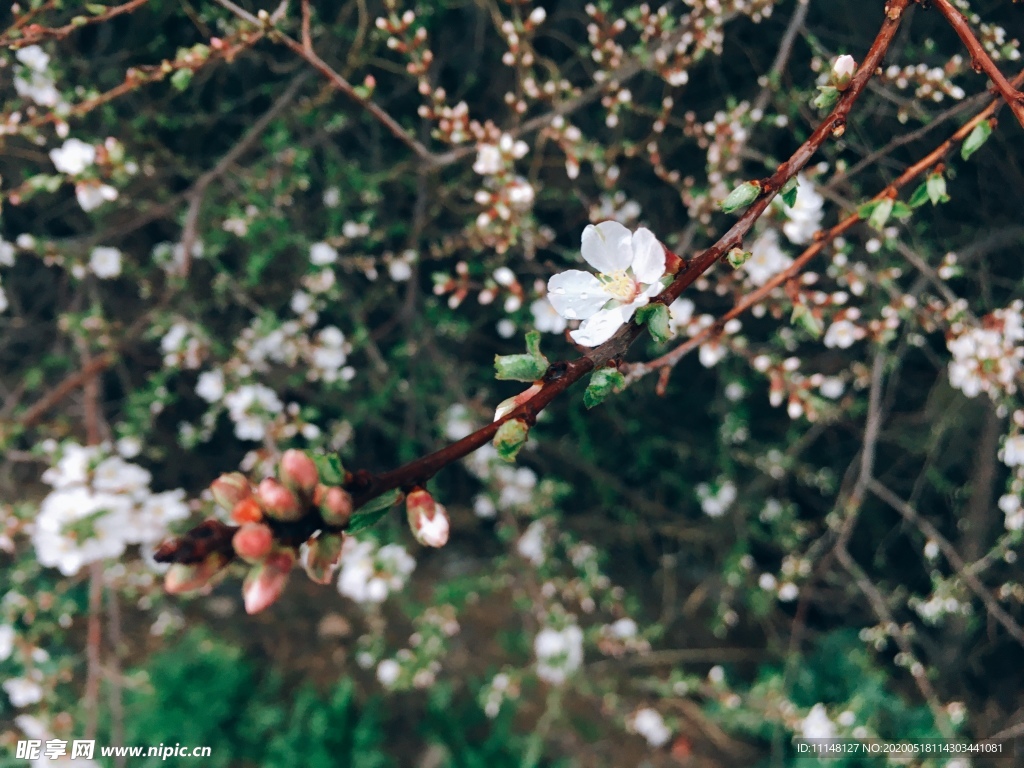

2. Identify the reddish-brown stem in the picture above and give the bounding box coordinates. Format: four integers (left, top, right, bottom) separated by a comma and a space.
19, 353, 115, 429
159, 0, 912, 565
626, 68, 1024, 384
932, 0, 1024, 129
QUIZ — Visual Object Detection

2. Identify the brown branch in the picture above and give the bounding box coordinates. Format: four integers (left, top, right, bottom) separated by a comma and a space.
159, 0, 914, 565
932, 0, 1024, 129
18, 353, 115, 429
0, 0, 150, 48
625, 67, 1024, 386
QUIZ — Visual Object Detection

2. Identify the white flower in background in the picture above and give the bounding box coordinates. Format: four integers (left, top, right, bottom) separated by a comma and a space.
497, 466, 537, 509
474, 144, 502, 175
442, 403, 476, 441
0, 239, 15, 266
376, 659, 401, 687
337, 539, 416, 604
4, 677, 44, 707
309, 241, 338, 266
823, 318, 863, 349
0, 624, 14, 661
782, 174, 824, 245
0, 285, 8, 314
629, 708, 671, 748
547, 221, 667, 346
310, 326, 354, 383
16, 45, 51, 72
530, 297, 567, 334
75, 181, 118, 211
778, 582, 799, 601
947, 304, 1024, 400
610, 618, 638, 638
667, 297, 695, 334
50, 139, 96, 175
743, 230, 792, 286
696, 481, 737, 517
534, 624, 584, 684
223, 383, 284, 441
195, 369, 225, 403
800, 703, 836, 740
1002, 435, 1024, 467
516, 520, 547, 565
88, 246, 122, 279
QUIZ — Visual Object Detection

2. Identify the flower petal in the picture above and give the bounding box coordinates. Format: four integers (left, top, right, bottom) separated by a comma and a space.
630, 227, 666, 284
581, 221, 632, 273
569, 306, 628, 346
547, 270, 611, 320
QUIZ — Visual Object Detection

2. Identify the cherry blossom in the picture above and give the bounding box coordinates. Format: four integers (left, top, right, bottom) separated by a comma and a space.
547, 221, 667, 346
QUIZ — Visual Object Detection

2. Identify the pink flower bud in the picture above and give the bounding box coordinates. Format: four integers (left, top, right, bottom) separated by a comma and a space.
242, 548, 295, 614
232, 522, 274, 563
302, 532, 345, 584
279, 449, 319, 495
832, 55, 856, 90
210, 472, 251, 510
257, 477, 302, 521
231, 497, 264, 524
494, 382, 543, 422
164, 553, 228, 594
406, 489, 450, 548
314, 484, 353, 526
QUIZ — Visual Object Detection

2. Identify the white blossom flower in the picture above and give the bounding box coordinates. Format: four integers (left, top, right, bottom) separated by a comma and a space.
0, 624, 14, 661
782, 175, 824, 245
547, 221, 667, 346
778, 582, 799, 601
4, 677, 43, 707
88, 247, 122, 279
50, 139, 96, 175
516, 520, 547, 565
534, 624, 584, 684
743, 230, 792, 286
75, 181, 118, 211
195, 369, 225, 403
309, 241, 338, 266
823, 319, 862, 349
800, 703, 836, 740
16, 45, 51, 72
473, 144, 502, 175
630, 708, 671, 748
1001, 435, 1024, 467
337, 539, 415, 604
376, 659, 401, 687
530, 297, 567, 334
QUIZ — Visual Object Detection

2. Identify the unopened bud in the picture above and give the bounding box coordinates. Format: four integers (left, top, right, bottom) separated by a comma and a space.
257, 477, 302, 521
494, 382, 543, 421
242, 548, 295, 614
314, 484, 353, 526
406, 489, 450, 547
211, 472, 251, 510
280, 449, 319, 495
231, 497, 264, 524
831, 55, 857, 90
164, 553, 228, 594
233, 522, 274, 563
302, 532, 345, 584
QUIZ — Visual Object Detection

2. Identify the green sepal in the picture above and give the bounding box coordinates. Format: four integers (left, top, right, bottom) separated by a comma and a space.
779, 177, 799, 208
635, 303, 673, 344
348, 489, 402, 533
524, 330, 544, 359
791, 304, 823, 339
584, 368, 626, 409
726, 248, 751, 270
312, 453, 345, 485
858, 198, 894, 230
720, 181, 761, 213
493, 418, 529, 462
170, 68, 193, 92
961, 121, 992, 161
907, 183, 931, 209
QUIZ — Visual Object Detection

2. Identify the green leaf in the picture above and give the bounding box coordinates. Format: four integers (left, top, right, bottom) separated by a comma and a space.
312, 453, 345, 485
780, 177, 799, 208
170, 68, 194, 92
812, 85, 840, 112
890, 201, 913, 220
791, 304, 823, 339
866, 198, 894, 230
961, 121, 992, 160
493, 418, 529, 462
926, 173, 949, 205
719, 181, 761, 213
524, 330, 544, 359
494, 353, 547, 382
584, 368, 626, 409
907, 183, 931, 209
348, 489, 402, 532
635, 303, 672, 344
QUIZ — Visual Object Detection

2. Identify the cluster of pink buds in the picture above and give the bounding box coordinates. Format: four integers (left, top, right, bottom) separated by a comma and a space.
164, 449, 354, 614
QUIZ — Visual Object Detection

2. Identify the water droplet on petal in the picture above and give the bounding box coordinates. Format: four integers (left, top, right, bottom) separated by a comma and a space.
580, 291, 589, 299
565, 309, 577, 319
552, 287, 566, 295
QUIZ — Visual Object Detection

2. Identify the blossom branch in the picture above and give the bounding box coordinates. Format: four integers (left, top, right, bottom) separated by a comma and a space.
157, 0, 913, 570
932, 0, 1024, 129
625, 68, 1024, 387
0, 0, 151, 49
